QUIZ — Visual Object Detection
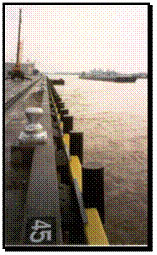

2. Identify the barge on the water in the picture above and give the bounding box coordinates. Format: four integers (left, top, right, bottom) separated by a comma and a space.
79, 69, 147, 83
79, 75, 137, 83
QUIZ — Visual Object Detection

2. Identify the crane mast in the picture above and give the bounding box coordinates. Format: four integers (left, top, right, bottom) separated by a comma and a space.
11, 9, 25, 79
15, 8, 22, 71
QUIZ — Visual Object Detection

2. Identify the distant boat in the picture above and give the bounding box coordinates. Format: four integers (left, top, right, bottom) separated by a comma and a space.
79, 71, 137, 83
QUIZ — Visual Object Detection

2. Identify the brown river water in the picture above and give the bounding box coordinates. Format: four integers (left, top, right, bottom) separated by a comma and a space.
49, 74, 148, 245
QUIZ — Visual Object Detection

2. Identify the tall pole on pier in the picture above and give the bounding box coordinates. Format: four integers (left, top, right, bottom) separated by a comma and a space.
17, 9, 22, 67
13, 9, 22, 72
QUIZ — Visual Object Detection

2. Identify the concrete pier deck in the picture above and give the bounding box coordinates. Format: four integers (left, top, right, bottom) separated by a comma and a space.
5, 75, 41, 104
5, 76, 62, 245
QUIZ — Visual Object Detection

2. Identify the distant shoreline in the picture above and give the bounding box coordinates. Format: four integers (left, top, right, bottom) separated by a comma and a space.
45, 72, 81, 75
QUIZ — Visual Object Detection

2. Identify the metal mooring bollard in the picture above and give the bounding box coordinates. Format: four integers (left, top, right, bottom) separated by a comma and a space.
69, 131, 84, 164
18, 107, 47, 144
82, 162, 105, 224
62, 115, 73, 134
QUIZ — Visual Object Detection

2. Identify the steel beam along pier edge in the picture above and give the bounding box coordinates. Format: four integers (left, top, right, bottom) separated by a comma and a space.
47, 77, 109, 246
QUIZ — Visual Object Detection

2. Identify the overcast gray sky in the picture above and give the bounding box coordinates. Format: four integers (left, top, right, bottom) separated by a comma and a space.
5, 4, 147, 73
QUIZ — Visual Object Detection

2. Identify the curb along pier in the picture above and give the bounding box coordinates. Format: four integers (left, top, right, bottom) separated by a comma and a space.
5, 74, 109, 246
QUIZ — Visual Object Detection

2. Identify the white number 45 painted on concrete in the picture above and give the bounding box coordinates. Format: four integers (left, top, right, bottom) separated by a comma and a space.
30, 220, 52, 243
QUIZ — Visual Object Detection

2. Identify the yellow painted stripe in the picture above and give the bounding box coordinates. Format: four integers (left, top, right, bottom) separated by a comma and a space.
85, 208, 109, 246
60, 121, 63, 130
69, 155, 82, 192
58, 113, 61, 120
53, 103, 58, 113
63, 134, 70, 148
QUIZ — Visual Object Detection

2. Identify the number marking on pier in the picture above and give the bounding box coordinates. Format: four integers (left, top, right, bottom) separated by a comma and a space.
27, 217, 56, 244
